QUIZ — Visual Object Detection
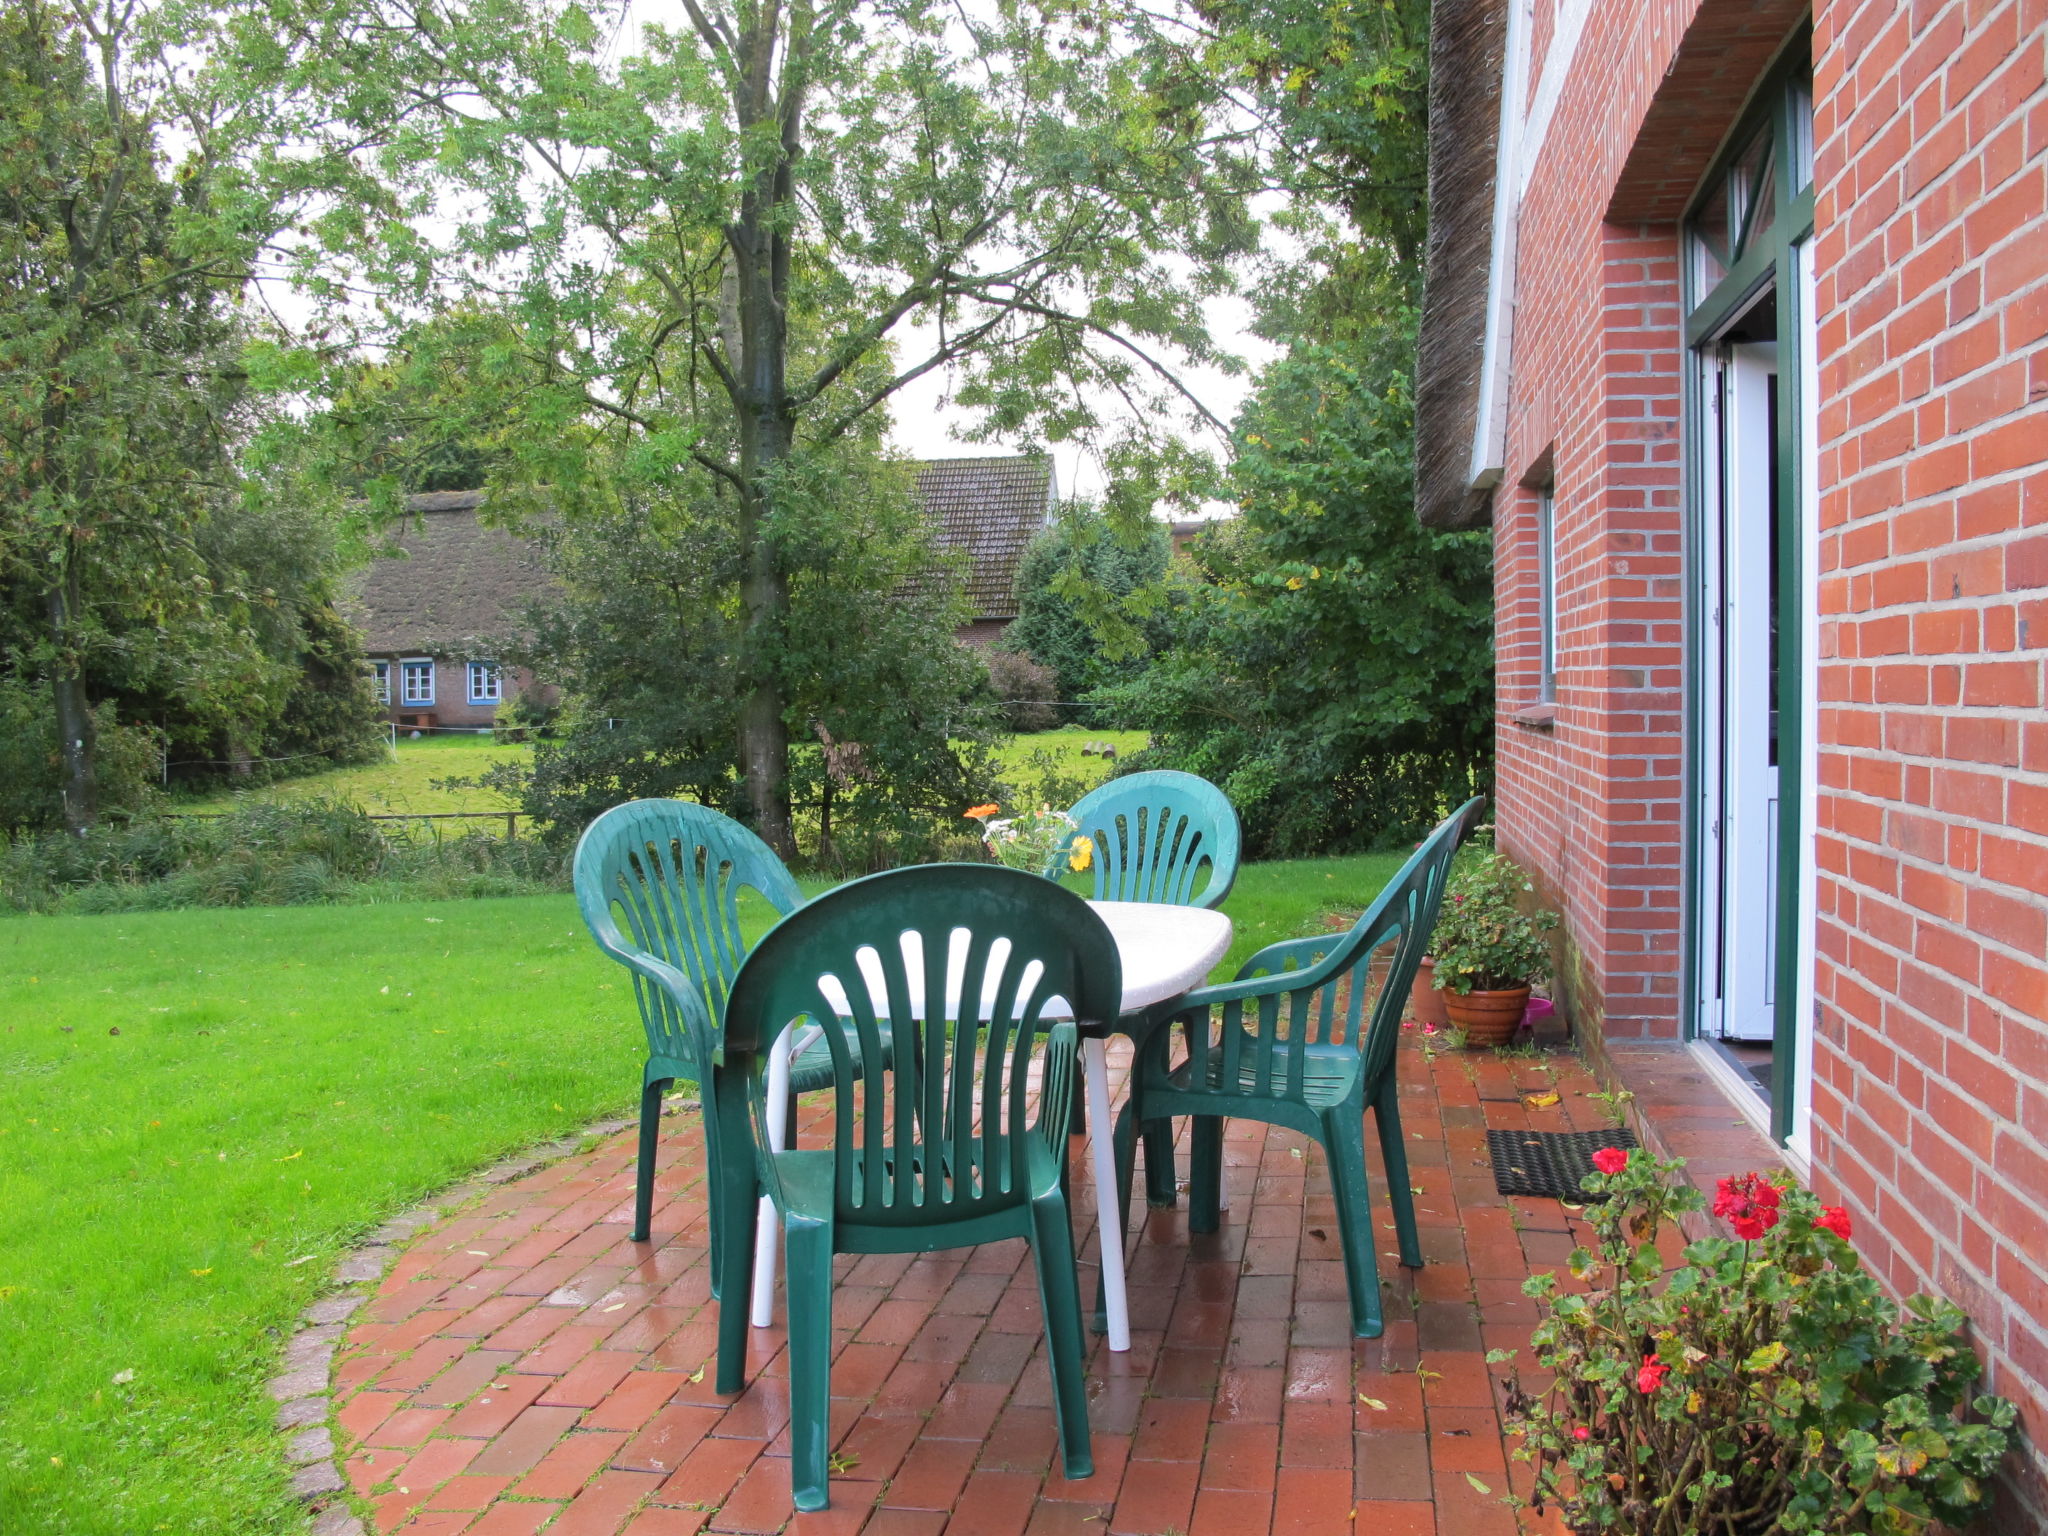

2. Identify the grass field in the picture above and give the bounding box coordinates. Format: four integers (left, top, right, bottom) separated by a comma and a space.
0, 845, 1404, 1534
175, 727, 1152, 821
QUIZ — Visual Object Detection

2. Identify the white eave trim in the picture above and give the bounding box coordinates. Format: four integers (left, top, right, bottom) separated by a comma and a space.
1467, 0, 1530, 492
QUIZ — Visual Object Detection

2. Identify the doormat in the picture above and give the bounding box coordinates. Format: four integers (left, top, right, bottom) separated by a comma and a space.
1487, 1127, 1640, 1201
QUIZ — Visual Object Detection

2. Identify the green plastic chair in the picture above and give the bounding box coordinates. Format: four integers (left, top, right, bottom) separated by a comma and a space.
1106, 797, 1485, 1338
714, 864, 1117, 1511
573, 799, 833, 1256
1045, 768, 1241, 909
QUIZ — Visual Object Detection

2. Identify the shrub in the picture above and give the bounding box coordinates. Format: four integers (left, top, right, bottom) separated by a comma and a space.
1499, 1148, 2017, 1535
0, 678, 163, 833
0, 797, 566, 913
985, 650, 1061, 732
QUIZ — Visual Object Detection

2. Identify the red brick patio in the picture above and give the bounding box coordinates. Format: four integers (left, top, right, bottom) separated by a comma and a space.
324, 1034, 1610, 1535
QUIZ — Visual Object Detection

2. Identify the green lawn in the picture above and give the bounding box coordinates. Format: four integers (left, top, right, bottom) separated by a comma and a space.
179, 734, 526, 815
0, 846, 1403, 1533
174, 727, 1148, 821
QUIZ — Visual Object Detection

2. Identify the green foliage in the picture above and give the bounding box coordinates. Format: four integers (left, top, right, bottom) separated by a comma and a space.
0, 799, 562, 914
1003, 505, 1175, 702
1101, 291, 1494, 856
0, 681, 162, 834
470, 449, 1003, 864
986, 651, 1062, 733
1500, 1151, 2019, 1535
1429, 850, 1555, 993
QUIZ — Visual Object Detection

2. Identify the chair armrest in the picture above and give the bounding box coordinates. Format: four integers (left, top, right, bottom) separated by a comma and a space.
602, 944, 716, 1069
1230, 934, 1331, 985
1035, 1020, 1080, 1148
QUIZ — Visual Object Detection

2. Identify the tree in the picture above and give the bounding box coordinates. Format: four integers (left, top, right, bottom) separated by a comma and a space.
482, 440, 1000, 864
247, 0, 1256, 853
0, 2, 243, 828
0, 0, 374, 829
1100, 261, 1493, 855
1003, 502, 1174, 704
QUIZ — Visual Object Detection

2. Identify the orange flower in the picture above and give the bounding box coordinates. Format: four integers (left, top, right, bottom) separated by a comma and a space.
963, 803, 1001, 821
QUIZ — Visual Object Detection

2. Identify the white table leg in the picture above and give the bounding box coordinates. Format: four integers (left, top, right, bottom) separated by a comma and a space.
1082, 1036, 1130, 1352
750, 1029, 797, 1329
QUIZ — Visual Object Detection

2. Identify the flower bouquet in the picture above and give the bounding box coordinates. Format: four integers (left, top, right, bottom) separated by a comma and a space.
964, 802, 1094, 876
1496, 1147, 2016, 1534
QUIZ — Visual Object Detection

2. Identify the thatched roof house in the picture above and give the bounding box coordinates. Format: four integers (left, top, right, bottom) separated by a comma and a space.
1414, 0, 1508, 532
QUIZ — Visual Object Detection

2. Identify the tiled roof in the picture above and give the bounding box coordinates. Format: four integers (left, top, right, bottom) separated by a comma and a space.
914, 455, 1055, 620
345, 492, 555, 656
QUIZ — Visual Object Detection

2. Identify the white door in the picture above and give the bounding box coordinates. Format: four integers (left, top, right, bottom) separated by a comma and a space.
1716, 341, 1780, 1042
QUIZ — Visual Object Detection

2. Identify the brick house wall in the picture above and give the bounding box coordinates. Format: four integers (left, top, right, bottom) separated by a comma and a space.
1809, 0, 2048, 1509
1457, 0, 2048, 1513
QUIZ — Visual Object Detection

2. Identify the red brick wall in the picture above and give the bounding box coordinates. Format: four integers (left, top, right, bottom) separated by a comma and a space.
1809, 0, 2048, 1513
1488, 0, 2048, 1511
1493, 0, 1699, 1044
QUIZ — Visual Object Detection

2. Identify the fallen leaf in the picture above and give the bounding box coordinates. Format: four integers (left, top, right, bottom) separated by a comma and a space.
1465, 1473, 1492, 1495
277, 1150, 302, 1162
1522, 1091, 1560, 1109
1358, 1395, 1388, 1411
602, 1303, 625, 1313
688, 1365, 705, 1384
112, 1369, 135, 1385
190, 1267, 212, 1277
467, 1250, 490, 1257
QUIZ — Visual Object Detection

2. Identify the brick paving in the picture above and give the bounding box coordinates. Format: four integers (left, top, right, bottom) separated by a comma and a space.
328, 1033, 1614, 1535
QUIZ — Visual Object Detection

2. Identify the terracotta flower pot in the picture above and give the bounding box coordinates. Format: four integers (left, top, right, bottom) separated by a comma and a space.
1442, 985, 1532, 1048
1409, 957, 1451, 1027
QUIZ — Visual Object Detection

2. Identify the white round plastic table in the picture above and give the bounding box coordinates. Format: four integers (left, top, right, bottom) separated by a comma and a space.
748, 898, 1234, 1352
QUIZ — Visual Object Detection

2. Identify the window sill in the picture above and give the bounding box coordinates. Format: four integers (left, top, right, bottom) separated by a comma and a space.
1513, 703, 1557, 731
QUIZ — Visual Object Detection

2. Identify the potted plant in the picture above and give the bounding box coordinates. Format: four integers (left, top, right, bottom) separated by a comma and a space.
1495, 1148, 2017, 1535
1428, 851, 1556, 1045
963, 802, 1094, 876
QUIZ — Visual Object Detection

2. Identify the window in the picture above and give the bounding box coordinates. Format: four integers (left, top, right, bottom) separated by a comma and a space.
371, 660, 391, 704
400, 659, 435, 706
466, 660, 502, 705
1537, 488, 1558, 703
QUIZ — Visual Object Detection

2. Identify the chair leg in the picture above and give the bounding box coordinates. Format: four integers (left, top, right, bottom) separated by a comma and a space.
1187, 1116, 1225, 1235
633, 1078, 668, 1244
1141, 1116, 1178, 1207
711, 1114, 757, 1395
784, 1216, 835, 1512
1373, 1081, 1424, 1270
1029, 1191, 1096, 1482
701, 1095, 724, 1302
1323, 1110, 1384, 1339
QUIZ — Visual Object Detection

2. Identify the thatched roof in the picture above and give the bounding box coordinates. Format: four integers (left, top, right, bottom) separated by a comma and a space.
348, 492, 554, 656
350, 458, 1052, 653
913, 455, 1055, 620
1414, 0, 1508, 531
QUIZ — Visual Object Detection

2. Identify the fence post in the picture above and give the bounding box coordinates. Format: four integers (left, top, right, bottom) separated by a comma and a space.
505, 811, 517, 840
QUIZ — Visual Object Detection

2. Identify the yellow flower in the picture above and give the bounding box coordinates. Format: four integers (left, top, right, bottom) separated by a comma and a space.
963, 803, 1001, 821
1068, 835, 1095, 874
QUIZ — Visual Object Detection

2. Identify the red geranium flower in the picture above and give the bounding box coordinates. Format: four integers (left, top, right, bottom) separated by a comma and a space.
1590, 1147, 1629, 1176
1815, 1205, 1853, 1242
1572, 1425, 1592, 1441
1712, 1172, 1782, 1240
1637, 1354, 1669, 1393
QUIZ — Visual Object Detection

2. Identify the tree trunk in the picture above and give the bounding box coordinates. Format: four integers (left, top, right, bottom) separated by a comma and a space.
46, 579, 97, 836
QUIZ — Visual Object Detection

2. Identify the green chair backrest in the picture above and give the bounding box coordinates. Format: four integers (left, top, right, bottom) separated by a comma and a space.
1051, 769, 1241, 909
723, 865, 1122, 1230
1192, 797, 1484, 1100
573, 799, 807, 1061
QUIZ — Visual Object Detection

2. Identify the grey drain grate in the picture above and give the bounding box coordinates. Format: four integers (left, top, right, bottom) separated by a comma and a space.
1486, 1127, 1640, 1201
